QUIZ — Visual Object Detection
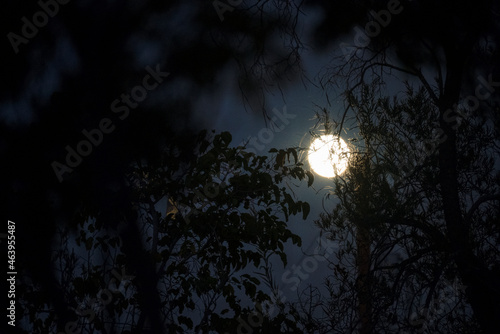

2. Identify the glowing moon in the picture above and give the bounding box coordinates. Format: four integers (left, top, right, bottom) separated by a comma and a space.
308, 135, 350, 178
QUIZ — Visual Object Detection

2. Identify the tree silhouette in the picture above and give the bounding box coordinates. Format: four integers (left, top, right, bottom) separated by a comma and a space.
4, 0, 500, 332
14, 131, 313, 333
306, 1, 500, 332
312, 81, 498, 333
0, 1, 305, 332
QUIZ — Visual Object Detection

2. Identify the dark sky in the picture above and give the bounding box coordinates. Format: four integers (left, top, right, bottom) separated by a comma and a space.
1, 0, 347, 319
7, 1, 488, 332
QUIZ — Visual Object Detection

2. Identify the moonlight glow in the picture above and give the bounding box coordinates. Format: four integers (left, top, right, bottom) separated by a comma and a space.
308, 135, 350, 178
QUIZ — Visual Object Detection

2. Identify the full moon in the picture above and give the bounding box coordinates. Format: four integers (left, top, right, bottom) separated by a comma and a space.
308, 135, 350, 178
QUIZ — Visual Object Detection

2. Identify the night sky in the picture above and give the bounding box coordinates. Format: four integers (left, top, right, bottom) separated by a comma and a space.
2, 1, 500, 333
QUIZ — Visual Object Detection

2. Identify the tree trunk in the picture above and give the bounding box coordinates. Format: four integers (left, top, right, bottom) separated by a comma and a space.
355, 153, 373, 334
356, 224, 372, 334
438, 45, 500, 333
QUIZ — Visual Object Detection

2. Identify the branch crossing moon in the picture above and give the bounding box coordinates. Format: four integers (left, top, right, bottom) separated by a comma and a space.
308, 135, 350, 178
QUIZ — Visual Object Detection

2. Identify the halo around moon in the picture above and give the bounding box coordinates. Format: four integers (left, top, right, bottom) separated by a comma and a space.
308, 135, 350, 178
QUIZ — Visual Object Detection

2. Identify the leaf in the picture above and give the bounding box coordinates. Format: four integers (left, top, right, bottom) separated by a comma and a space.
276, 150, 286, 167
279, 251, 287, 266
306, 170, 314, 187
178, 316, 193, 329
291, 234, 302, 246
220, 131, 232, 146
302, 202, 310, 220
85, 238, 93, 250
243, 281, 257, 298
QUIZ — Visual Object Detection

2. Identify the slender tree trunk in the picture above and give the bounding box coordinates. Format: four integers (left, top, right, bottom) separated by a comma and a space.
120, 211, 164, 333
354, 153, 373, 334
356, 224, 372, 334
